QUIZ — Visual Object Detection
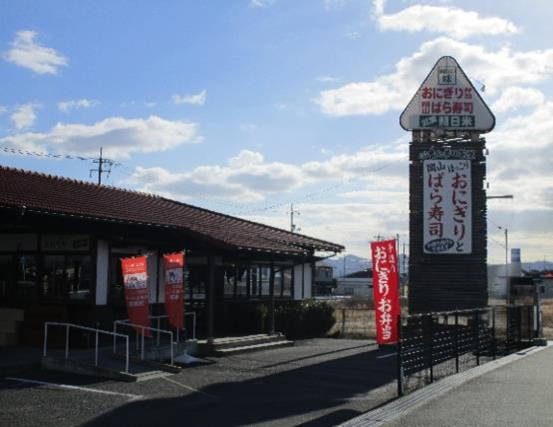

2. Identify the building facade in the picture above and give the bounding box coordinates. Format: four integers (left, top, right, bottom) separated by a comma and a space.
0, 167, 343, 345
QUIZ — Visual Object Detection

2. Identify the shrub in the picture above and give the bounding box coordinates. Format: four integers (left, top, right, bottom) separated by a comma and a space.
275, 299, 336, 339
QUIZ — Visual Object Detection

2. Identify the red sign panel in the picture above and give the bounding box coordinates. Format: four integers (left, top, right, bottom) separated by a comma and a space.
163, 252, 185, 330
370, 240, 400, 345
121, 256, 151, 337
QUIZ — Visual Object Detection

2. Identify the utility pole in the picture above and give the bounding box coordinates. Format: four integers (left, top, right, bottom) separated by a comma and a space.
505, 227, 509, 304
289, 203, 300, 233
90, 147, 114, 185
487, 194, 513, 305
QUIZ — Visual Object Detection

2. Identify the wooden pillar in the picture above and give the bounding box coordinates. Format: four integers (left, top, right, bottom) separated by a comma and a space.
207, 255, 215, 344
269, 260, 275, 335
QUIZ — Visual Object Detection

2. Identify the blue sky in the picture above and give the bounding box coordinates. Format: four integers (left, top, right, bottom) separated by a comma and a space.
1, 0, 552, 264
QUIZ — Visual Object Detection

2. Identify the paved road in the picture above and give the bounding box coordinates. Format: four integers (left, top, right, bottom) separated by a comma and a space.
0, 339, 398, 427
384, 345, 553, 427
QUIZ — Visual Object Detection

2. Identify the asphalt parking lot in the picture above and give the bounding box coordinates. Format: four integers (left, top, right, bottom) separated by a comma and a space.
0, 339, 398, 427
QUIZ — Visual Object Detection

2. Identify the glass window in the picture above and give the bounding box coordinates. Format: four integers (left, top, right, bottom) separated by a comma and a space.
282, 267, 292, 298
250, 266, 259, 297
274, 268, 282, 297
42, 255, 66, 300
16, 255, 38, 303
42, 255, 92, 301
188, 265, 206, 301
236, 266, 248, 298
109, 254, 126, 306
224, 266, 236, 297
260, 266, 271, 296
67, 256, 92, 300
0, 255, 13, 303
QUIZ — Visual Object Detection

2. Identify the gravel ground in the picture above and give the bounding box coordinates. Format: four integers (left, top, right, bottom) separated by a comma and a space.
0, 338, 399, 427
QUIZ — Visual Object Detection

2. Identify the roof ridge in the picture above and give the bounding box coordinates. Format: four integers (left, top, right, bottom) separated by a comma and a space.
0, 164, 161, 199
161, 196, 344, 249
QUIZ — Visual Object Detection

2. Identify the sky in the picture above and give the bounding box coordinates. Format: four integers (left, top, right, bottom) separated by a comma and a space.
1, 0, 552, 265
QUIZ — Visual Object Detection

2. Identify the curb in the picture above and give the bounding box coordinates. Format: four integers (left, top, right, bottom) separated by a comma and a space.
339, 343, 550, 427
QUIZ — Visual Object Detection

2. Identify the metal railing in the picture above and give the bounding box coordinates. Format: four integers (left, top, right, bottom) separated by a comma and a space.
397, 305, 537, 396
43, 322, 130, 374
113, 321, 175, 365
149, 311, 197, 342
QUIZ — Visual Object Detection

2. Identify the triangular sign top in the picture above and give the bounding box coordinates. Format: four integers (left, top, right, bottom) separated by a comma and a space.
400, 56, 495, 132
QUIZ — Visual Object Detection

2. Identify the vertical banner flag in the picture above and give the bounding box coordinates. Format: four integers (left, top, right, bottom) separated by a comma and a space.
370, 240, 400, 345
121, 256, 151, 337
163, 252, 185, 330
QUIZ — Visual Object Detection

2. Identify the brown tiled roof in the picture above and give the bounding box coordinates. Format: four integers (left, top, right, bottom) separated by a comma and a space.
0, 166, 344, 255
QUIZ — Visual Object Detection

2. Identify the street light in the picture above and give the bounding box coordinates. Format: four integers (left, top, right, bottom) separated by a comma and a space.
487, 195, 514, 304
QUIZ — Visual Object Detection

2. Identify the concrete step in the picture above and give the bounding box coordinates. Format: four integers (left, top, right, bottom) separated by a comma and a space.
202, 334, 287, 350
214, 340, 294, 357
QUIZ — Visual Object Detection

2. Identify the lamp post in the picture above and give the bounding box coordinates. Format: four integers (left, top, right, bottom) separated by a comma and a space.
487, 195, 514, 305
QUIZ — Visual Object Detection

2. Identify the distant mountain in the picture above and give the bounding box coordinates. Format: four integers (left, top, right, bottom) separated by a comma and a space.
522, 261, 553, 272
323, 255, 369, 278
323, 254, 410, 277
323, 257, 552, 278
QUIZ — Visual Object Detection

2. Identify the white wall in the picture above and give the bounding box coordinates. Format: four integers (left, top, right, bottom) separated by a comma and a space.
95, 240, 109, 305
293, 263, 312, 300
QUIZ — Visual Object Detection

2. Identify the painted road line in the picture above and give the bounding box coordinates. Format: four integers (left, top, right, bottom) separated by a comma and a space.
6, 377, 143, 401
376, 353, 396, 359
161, 376, 217, 399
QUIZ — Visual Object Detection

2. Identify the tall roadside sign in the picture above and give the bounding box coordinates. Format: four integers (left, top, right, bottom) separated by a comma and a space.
401, 56, 494, 313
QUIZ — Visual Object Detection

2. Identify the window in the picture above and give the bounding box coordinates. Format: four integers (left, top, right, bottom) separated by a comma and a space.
236, 266, 248, 298
42, 255, 92, 301
0, 255, 13, 303
188, 265, 206, 301
282, 267, 293, 298
16, 255, 38, 303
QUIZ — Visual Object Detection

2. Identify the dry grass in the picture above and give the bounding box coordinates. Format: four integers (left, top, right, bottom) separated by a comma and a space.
541, 299, 553, 339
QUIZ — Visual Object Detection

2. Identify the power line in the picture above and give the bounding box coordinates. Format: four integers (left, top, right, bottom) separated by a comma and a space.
232, 154, 408, 217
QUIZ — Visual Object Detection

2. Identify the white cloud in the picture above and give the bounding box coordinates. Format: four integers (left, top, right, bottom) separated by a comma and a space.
373, 1, 519, 40
171, 90, 207, 106
10, 104, 39, 130
316, 76, 339, 83
344, 31, 361, 40
0, 105, 7, 115
0, 115, 200, 159
492, 87, 545, 115
239, 122, 258, 132
126, 140, 407, 205
314, 37, 553, 117
3, 30, 68, 75
324, 0, 348, 10
57, 99, 99, 113
250, 0, 276, 7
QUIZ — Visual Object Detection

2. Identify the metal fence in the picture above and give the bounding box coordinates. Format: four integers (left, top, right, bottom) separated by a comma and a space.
398, 305, 537, 396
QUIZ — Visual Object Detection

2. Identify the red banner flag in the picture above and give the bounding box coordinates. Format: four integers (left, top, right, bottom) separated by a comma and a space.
121, 256, 151, 337
163, 252, 185, 330
370, 239, 400, 345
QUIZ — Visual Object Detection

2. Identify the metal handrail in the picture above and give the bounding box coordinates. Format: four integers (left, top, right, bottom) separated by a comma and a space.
43, 322, 130, 373
113, 321, 175, 365
150, 311, 197, 341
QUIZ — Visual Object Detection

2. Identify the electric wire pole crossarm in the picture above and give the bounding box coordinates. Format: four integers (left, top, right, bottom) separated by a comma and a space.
90, 147, 115, 185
